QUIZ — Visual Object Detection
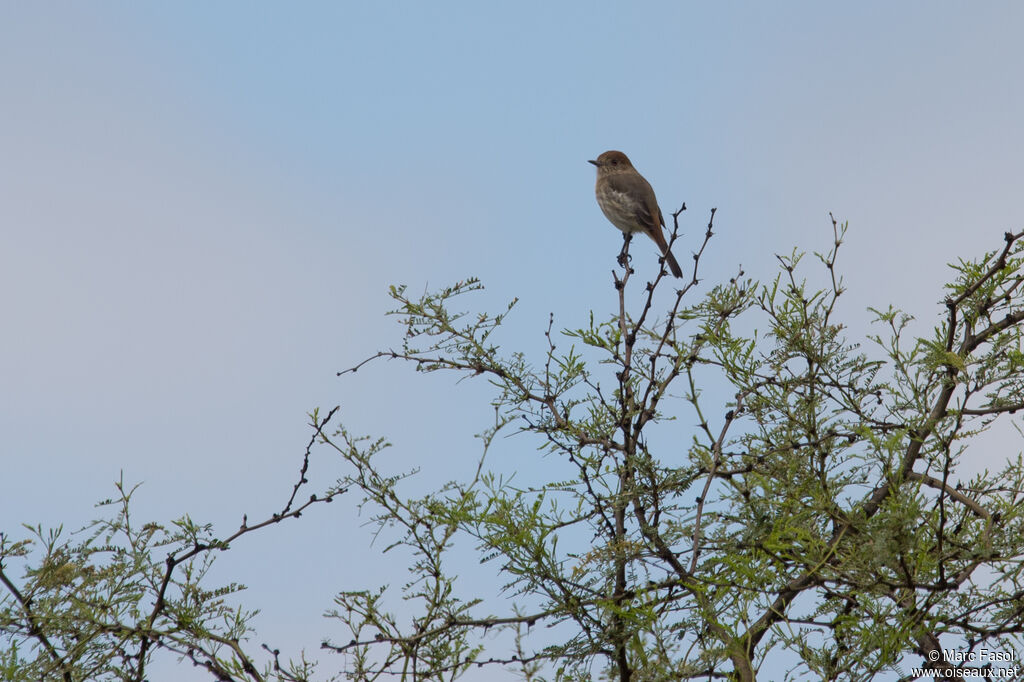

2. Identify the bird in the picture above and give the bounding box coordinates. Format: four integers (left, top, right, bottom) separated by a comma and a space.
589, 150, 683, 278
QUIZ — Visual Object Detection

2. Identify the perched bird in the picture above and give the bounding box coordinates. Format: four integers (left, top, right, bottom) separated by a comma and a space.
589, 150, 683, 278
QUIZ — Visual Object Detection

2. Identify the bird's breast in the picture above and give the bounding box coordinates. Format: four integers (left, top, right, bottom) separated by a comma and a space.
595, 185, 641, 233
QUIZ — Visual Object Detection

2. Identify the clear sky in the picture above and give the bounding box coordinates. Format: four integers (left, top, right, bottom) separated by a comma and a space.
2, 3, 1023, 679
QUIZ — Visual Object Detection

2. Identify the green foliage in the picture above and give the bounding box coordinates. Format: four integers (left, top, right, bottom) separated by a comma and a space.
1, 444, 340, 681
5, 217, 1024, 682
0, 478, 250, 680
322, 218, 1024, 681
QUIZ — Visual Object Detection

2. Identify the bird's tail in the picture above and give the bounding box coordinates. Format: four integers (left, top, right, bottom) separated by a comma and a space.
663, 247, 683, 278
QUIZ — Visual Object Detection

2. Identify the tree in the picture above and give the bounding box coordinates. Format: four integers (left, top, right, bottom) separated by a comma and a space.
323, 213, 1024, 681
0, 446, 339, 681
4, 211, 1024, 682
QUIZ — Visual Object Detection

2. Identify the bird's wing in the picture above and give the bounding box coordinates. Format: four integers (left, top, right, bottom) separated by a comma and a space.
634, 197, 663, 230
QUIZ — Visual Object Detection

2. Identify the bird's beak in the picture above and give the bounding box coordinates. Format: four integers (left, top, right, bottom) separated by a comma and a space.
588, 159, 599, 166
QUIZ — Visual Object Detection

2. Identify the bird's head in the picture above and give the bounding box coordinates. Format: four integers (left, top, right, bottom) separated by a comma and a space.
588, 150, 634, 173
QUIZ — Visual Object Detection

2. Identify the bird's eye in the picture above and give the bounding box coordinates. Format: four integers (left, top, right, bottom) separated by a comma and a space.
611, 159, 618, 165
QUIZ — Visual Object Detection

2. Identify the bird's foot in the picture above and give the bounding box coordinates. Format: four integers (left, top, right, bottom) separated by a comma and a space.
617, 234, 633, 269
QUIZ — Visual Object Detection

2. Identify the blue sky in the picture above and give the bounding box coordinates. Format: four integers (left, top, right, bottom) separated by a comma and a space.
2, 3, 1023, 679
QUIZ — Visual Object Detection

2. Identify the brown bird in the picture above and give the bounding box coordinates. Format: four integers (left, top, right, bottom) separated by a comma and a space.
589, 150, 683, 278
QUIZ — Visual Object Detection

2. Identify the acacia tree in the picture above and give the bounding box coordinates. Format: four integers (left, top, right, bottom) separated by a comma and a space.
322, 213, 1024, 681
3, 211, 1024, 682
